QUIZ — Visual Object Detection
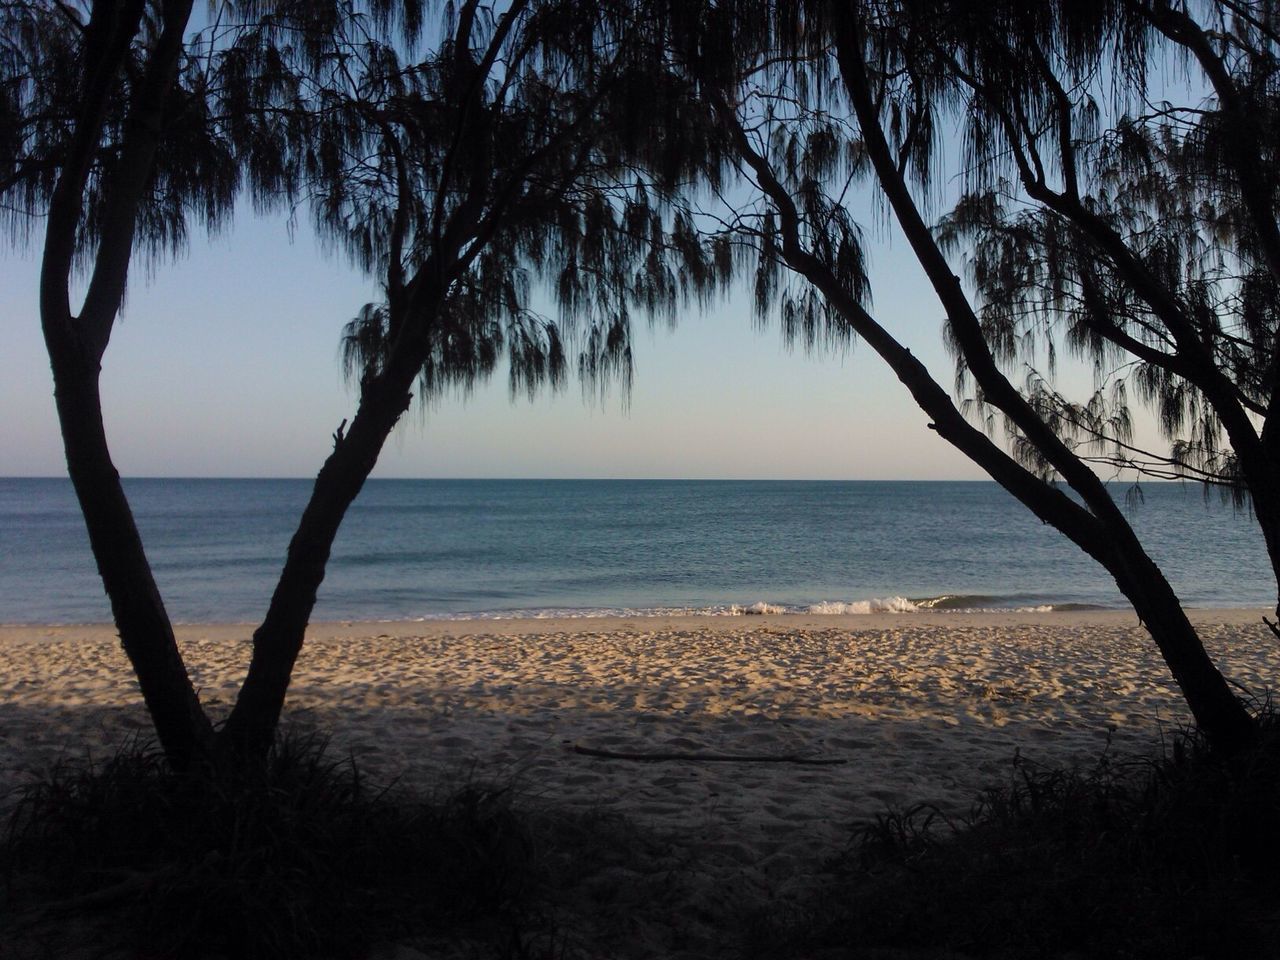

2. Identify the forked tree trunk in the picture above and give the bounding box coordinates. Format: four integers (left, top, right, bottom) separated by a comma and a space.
38, 0, 211, 770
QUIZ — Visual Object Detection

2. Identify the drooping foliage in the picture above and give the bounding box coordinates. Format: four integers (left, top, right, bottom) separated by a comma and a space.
664, 1, 1280, 505
3, 1, 732, 402
3, 0, 744, 765
913, 0, 1280, 503
653, 0, 1272, 749
0, 2, 238, 262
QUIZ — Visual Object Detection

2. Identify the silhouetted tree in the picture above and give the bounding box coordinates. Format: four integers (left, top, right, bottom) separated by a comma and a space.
672, 0, 1271, 750
16, 0, 1269, 762
912, 0, 1280, 552
8, 0, 219, 766
3, 0, 719, 765
215, 0, 722, 757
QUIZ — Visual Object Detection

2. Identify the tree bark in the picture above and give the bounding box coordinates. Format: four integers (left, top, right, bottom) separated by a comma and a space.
38, 0, 212, 769
828, 11, 1255, 751
50, 366, 216, 766
1107, 542, 1258, 749
218, 356, 421, 759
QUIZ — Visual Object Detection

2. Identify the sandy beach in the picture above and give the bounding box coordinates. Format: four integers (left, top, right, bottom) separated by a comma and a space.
6, 610, 1279, 836
3, 610, 1279, 954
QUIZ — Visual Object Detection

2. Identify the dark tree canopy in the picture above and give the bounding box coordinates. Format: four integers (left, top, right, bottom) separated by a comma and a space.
647, 0, 1280, 750
2, 0, 731, 765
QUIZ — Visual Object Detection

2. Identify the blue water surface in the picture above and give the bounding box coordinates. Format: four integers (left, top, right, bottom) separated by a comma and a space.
0, 478, 1271, 623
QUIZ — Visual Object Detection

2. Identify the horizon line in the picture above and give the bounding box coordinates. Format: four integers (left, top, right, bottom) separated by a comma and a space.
1, 474, 1184, 484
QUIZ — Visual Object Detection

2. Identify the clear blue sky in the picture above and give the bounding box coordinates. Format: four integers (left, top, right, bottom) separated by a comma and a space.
1, 203, 1090, 480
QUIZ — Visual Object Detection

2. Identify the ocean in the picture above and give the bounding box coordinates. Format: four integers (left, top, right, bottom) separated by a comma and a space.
0, 478, 1272, 624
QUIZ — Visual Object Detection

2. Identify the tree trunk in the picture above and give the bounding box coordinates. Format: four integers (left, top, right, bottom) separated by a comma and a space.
218, 372, 416, 759
35, 0, 210, 769
1111, 546, 1258, 749
49, 360, 214, 768
828, 13, 1256, 753
712, 61, 1256, 754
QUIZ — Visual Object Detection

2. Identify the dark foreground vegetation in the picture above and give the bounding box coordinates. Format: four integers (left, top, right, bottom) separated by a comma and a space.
3, 722, 1280, 960
0, 734, 551, 959
754, 720, 1280, 960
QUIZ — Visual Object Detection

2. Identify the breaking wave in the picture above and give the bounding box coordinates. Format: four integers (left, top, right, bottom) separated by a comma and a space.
418, 594, 1108, 621
806, 597, 920, 614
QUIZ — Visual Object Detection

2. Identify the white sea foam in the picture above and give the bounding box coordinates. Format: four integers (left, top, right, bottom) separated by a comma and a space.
806, 597, 920, 615
734, 602, 788, 615
420, 598, 1084, 621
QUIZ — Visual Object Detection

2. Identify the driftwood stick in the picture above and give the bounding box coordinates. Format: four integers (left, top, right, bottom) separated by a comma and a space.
572, 743, 846, 765
24, 866, 179, 920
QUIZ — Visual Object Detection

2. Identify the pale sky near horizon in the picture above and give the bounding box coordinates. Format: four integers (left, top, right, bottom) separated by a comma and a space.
2, 200, 1021, 481
2, 2, 1215, 485
0, 8, 1195, 484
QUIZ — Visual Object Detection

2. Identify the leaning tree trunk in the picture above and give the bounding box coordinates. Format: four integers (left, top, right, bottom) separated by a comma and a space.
218, 108, 495, 758
712, 70, 1255, 753
1108, 541, 1258, 749
45, 357, 215, 768
218, 354, 421, 760
827, 15, 1256, 753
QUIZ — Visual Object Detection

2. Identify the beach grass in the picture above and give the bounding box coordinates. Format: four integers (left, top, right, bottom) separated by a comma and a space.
0, 732, 550, 959
4, 722, 1280, 959
746, 718, 1280, 960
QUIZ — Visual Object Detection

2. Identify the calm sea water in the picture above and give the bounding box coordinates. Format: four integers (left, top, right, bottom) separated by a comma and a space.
0, 478, 1272, 624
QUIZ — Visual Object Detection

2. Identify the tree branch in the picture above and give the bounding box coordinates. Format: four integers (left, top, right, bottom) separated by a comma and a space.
709, 85, 1110, 558
78, 0, 196, 363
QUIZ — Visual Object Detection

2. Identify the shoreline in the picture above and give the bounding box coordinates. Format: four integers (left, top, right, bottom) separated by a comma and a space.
2, 604, 1273, 641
